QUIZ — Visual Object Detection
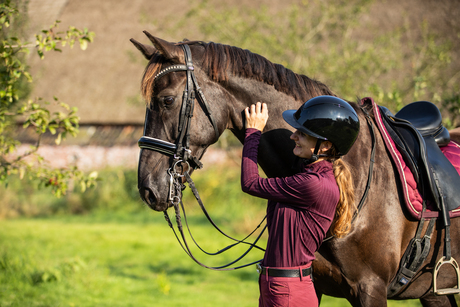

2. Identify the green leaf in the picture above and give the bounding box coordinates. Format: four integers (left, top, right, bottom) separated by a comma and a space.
80, 181, 87, 193
55, 133, 62, 145
79, 39, 88, 50
19, 167, 25, 180
88, 171, 98, 179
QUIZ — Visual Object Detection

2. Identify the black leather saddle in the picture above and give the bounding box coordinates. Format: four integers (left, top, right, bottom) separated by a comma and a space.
379, 101, 460, 213
383, 101, 460, 297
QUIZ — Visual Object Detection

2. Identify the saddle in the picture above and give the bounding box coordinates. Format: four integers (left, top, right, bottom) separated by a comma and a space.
379, 101, 460, 213
366, 99, 460, 297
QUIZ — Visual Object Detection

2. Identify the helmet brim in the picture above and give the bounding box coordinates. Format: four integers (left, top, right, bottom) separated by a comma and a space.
282, 110, 327, 140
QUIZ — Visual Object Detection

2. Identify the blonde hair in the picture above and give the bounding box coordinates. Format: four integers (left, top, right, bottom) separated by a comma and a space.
324, 147, 356, 238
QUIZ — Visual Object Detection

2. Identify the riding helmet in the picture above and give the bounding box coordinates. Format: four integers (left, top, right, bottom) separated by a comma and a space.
282, 95, 360, 156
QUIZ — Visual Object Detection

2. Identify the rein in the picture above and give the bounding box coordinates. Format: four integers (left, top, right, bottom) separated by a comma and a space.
138, 44, 266, 270
163, 171, 267, 270
138, 43, 377, 268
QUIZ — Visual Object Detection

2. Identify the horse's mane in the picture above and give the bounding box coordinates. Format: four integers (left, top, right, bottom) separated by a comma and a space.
141, 41, 335, 103
202, 42, 335, 101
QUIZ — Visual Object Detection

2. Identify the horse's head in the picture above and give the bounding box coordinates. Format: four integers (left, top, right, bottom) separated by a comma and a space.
131, 32, 338, 211
131, 32, 226, 211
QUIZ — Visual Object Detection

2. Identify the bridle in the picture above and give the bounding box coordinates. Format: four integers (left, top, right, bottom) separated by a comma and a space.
138, 43, 219, 205
138, 44, 219, 174
138, 43, 266, 270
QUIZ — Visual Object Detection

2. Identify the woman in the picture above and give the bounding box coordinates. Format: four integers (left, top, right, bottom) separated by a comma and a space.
241, 95, 360, 307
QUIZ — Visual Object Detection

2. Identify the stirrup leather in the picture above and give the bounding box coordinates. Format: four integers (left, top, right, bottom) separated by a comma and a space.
433, 256, 460, 295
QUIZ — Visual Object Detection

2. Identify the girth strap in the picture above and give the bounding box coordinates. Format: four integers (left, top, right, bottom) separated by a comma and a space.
387, 216, 436, 297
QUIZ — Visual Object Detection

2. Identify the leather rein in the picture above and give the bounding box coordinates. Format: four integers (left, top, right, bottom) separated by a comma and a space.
138, 44, 266, 270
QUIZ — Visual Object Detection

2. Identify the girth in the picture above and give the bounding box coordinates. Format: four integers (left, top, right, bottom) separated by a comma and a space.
379, 101, 460, 213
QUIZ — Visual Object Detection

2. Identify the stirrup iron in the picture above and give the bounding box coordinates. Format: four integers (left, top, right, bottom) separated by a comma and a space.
433, 256, 460, 295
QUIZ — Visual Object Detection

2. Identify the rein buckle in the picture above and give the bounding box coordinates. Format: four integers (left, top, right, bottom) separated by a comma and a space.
256, 263, 263, 274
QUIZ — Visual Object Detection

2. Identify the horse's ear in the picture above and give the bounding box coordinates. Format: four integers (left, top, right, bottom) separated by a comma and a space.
143, 31, 184, 63
130, 38, 157, 60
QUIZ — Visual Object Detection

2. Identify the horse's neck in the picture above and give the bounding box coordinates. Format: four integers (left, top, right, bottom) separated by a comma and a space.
222, 76, 304, 177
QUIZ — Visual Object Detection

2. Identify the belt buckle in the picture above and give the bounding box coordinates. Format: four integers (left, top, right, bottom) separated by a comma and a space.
256, 263, 262, 274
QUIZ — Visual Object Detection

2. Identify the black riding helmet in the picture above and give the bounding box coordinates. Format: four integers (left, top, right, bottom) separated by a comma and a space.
282, 96, 360, 159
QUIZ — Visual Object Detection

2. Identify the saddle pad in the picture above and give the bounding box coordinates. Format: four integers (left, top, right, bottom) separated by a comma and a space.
441, 141, 460, 176
362, 97, 460, 220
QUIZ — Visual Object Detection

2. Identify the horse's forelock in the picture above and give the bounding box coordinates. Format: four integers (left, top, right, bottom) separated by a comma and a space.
141, 53, 167, 105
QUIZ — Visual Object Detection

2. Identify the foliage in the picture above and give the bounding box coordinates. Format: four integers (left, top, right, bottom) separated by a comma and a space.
0, 0, 97, 197
0, 164, 267, 226
35, 21, 94, 59
152, 0, 460, 128
442, 94, 460, 129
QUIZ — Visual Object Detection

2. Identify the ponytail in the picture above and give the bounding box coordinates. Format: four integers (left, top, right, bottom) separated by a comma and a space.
323, 145, 356, 238
331, 158, 355, 238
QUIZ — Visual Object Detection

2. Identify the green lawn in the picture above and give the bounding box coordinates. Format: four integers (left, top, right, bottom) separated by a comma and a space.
0, 215, 426, 307
0, 166, 440, 306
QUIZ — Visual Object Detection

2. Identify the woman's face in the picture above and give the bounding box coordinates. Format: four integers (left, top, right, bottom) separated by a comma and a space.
290, 130, 318, 159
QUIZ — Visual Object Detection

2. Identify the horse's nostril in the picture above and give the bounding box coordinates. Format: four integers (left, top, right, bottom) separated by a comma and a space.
139, 187, 157, 206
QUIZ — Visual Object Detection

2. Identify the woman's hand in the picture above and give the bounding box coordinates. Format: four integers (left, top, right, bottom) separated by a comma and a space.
245, 102, 269, 131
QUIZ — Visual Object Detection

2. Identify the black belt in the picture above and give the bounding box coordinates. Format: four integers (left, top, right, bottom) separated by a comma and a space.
257, 263, 312, 278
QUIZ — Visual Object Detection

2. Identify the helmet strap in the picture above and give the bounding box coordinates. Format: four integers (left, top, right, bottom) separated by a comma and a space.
303, 139, 323, 165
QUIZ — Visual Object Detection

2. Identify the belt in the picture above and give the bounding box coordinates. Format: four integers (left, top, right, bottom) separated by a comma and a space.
257, 263, 312, 278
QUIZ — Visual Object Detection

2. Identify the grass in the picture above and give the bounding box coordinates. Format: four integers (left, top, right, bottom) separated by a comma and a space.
0, 165, 448, 306
0, 216, 261, 307
0, 215, 427, 307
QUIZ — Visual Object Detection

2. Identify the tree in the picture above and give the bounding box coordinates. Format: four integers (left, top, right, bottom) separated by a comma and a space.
0, 0, 97, 197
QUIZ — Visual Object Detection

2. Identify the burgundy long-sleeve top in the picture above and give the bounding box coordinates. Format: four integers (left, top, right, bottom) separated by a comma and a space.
241, 129, 340, 268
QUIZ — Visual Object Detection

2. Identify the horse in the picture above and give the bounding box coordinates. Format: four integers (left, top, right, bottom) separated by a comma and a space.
131, 32, 460, 306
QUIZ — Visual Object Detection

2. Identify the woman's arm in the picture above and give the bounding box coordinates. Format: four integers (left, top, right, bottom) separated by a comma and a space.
241, 102, 327, 207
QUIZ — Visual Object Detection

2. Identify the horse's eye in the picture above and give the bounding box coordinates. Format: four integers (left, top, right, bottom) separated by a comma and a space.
164, 97, 175, 105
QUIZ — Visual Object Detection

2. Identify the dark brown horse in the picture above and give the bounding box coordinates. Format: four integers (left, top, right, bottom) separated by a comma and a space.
131, 32, 460, 306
